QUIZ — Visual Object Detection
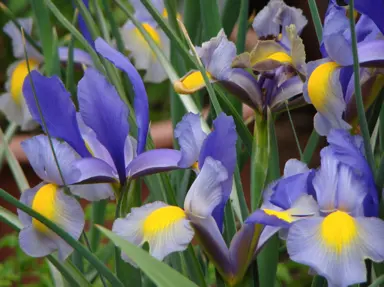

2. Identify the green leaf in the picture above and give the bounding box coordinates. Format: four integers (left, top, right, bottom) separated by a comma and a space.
97, 225, 199, 287
369, 275, 384, 287
235, 0, 249, 54
348, 0, 375, 171
30, 0, 60, 76
311, 276, 327, 287
221, 0, 241, 37
308, 0, 323, 43
0, 125, 29, 192
301, 130, 320, 165
0, 207, 91, 287
250, 112, 269, 210
183, 0, 201, 44
0, 122, 18, 172
0, 189, 123, 287
199, 0, 221, 41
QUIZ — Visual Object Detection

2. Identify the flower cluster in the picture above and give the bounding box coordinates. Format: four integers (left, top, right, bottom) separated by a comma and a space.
0, 0, 383, 286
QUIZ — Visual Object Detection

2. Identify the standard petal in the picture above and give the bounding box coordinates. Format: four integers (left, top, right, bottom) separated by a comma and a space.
336, 164, 367, 215
3, 18, 42, 60
327, 129, 378, 216
69, 183, 114, 201
313, 147, 339, 212
58, 47, 94, 66
346, 0, 384, 36
196, 29, 236, 80
130, 0, 164, 23
174, 113, 207, 168
283, 158, 309, 177
77, 67, 129, 183
184, 157, 228, 218
71, 157, 118, 184
287, 216, 368, 287
199, 113, 237, 229
21, 135, 80, 185
356, 40, 384, 67
95, 38, 149, 155
113, 202, 194, 262
22, 71, 89, 157
126, 149, 182, 178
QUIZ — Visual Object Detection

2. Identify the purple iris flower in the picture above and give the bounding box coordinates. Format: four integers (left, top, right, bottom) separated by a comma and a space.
174, 29, 304, 115
18, 135, 85, 260
22, 38, 181, 190
174, 112, 237, 230
286, 145, 384, 287
304, 0, 384, 135
245, 159, 317, 250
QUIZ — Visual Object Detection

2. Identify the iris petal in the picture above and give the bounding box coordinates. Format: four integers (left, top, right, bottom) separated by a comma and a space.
112, 201, 194, 262
198, 114, 237, 229
78, 68, 129, 183
174, 113, 207, 168
95, 38, 149, 155
23, 71, 90, 157
184, 157, 228, 218
21, 135, 80, 185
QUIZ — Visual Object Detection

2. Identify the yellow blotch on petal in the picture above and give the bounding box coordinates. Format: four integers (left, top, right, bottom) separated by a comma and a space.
134, 23, 161, 47
266, 52, 292, 64
174, 71, 213, 94
143, 206, 186, 239
263, 209, 293, 223
32, 184, 59, 234
307, 62, 339, 112
10, 59, 40, 105
321, 210, 357, 254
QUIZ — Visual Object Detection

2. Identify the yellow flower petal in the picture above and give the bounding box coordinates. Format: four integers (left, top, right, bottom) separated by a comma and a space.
32, 183, 59, 234
321, 210, 357, 254
10, 59, 39, 105
174, 70, 213, 94
143, 205, 187, 239
307, 62, 340, 112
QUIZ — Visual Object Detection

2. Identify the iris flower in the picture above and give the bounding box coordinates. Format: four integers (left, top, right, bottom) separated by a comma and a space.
0, 18, 93, 130
112, 155, 264, 284
174, 29, 304, 115
120, 0, 170, 83
304, 0, 384, 135
287, 146, 384, 287
245, 159, 317, 250
233, 0, 307, 75
18, 135, 85, 260
174, 112, 237, 230
23, 38, 181, 197
247, 129, 383, 286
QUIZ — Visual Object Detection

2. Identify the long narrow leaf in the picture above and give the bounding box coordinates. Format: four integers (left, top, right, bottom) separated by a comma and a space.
348, 0, 375, 170
0, 189, 124, 287
97, 225, 199, 287
0, 207, 91, 287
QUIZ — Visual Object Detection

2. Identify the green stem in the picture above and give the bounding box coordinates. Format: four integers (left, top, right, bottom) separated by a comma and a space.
308, 0, 323, 43
250, 112, 269, 211
348, 0, 375, 171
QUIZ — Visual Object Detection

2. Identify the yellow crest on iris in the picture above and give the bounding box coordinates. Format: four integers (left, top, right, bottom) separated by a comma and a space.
32, 183, 59, 234
143, 206, 186, 239
263, 209, 293, 223
307, 62, 340, 112
321, 210, 357, 254
10, 59, 40, 105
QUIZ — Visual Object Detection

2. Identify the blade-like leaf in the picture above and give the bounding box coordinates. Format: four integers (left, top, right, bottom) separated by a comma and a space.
0, 189, 124, 287
97, 225, 199, 287
0, 207, 91, 287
